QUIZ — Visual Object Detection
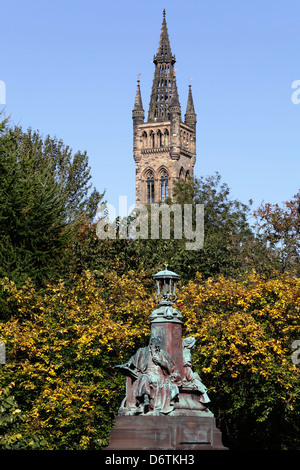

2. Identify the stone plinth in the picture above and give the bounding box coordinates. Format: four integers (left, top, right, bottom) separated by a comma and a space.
106, 415, 227, 450
151, 319, 183, 378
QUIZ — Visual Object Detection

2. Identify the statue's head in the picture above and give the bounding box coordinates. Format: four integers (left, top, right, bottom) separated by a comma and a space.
149, 336, 161, 352
182, 336, 196, 349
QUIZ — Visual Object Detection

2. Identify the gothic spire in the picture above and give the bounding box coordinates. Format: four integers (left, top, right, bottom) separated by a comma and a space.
186, 84, 195, 114
154, 9, 175, 65
147, 10, 178, 123
132, 76, 144, 123
169, 73, 181, 114
184, 83, 196, 127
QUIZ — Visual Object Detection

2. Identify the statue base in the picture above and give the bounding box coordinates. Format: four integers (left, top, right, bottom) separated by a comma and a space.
106, 415, 227, 450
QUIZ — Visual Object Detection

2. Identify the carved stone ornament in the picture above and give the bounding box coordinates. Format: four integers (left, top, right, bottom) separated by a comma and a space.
150, 305, 183, 323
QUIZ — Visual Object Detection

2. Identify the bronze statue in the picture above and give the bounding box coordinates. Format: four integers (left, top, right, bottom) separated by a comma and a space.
108, 266, 227, 449
182, 337, 210, 405
116, 336, 181, 415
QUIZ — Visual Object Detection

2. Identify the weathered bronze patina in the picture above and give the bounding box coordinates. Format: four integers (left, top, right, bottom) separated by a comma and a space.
106, 266, 227, 450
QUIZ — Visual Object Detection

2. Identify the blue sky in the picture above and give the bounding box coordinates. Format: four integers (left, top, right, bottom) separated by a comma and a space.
1, 0, 299, 220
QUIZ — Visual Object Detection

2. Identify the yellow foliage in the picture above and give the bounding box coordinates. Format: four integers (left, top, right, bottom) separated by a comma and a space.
0, 270, 154, 449
177, 271, 299, 392
0, 268, 299, 449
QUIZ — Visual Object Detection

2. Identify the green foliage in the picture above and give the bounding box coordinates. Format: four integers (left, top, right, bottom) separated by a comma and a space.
0, 116, 104, 293
0, 382, 47, 449
67, 173, 276, 283
0, 111, 299, 450
254, 191, 300, 274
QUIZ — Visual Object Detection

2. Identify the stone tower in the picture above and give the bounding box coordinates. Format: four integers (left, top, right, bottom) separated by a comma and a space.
133, 10, 197, 205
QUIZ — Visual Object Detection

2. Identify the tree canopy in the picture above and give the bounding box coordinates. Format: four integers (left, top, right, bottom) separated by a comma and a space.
0, 116, 104, 290
0, 114, 299, 450
254, 191, 300, 274
0, 269, 299, 449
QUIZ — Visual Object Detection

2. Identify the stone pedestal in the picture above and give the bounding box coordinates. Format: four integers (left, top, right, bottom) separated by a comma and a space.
106, 415, 226, 450
151, 320, 183, 378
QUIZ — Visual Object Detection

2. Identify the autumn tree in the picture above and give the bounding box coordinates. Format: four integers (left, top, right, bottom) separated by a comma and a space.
0, 269, 299, 450
66, 173, 262, 283
0, 270, 153, 449
254, 191, 300, 273
174, 173, 252, 235
0, 112, 298, 451
178, 270, 300, 449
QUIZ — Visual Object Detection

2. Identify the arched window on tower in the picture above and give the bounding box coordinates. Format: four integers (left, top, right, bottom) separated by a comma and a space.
150, 131, 155, 148
160, 170, 169, 202
142, 131, 147, 148
157, 130, 162, 147
163, 129, 169, 146
146, 170, 155, 203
